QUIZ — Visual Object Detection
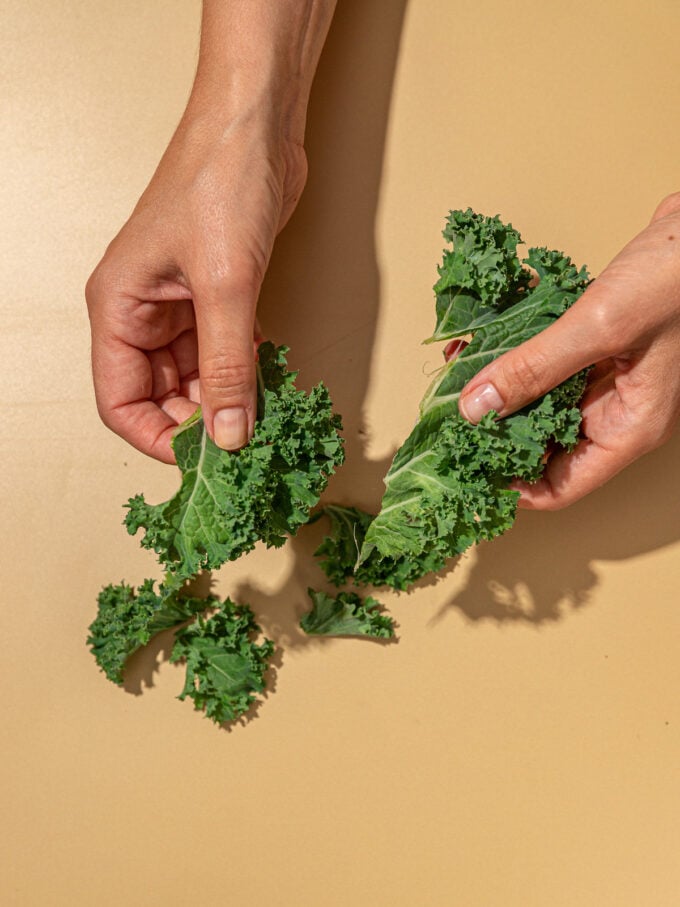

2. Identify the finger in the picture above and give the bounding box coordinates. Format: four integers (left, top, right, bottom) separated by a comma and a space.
457, 281, 617, 423
512, 435, 640, 510
191, 268, 260, 450
168, 329, 199, 393
89, 293, 197, 462
159, 395, 200, 427
513, 367, 677, 510
92, 334, 179, 464
148, 348, 180, 401
148, 346, 200, 430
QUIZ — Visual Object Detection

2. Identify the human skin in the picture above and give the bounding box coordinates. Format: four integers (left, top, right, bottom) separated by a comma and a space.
456, 192, 680, 510
86, 0, 337, 463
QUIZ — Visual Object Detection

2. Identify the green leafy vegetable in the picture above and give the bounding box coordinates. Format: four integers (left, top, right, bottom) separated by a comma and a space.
314, 504, 444, 591
300, 589, 394, 639
91, 208, 592, 728
357, 209, 590, 583
87, 579, 209, 685
426, 210, 530, 344
314, 505, 373, 585
125, 342, 344, 587
170, 601, 274, 724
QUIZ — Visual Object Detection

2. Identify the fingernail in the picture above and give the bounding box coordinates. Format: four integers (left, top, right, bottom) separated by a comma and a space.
459, 383, 504, 423
213, 407, 249, 450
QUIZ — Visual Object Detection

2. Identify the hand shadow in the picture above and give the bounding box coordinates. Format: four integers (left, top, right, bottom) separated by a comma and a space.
258, 0, 409, 503
437, 430, 680, 625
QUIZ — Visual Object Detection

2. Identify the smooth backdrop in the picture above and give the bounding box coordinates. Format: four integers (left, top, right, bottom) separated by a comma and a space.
2, 2, 679, 905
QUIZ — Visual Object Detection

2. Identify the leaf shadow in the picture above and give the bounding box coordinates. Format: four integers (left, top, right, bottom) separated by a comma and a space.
123, 627, 178, 696
436, 430, 680, 625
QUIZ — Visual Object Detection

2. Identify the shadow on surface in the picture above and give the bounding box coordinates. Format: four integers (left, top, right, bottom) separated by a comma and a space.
439, 430, 680, 625
258, 0, 409, 502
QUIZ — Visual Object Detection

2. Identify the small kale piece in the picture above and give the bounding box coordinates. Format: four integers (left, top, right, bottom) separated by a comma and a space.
359, 211, 591, 582
314, 505, 374, 585
300, 589, 394, 639
87, 579, 209, 685
125, 342, 344, 586
314, 504, 445, 591
170, 601, 274, 725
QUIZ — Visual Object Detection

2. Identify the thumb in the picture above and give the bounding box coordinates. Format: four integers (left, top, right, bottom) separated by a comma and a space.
192, 273, 259, 451
457, 285, 613, 423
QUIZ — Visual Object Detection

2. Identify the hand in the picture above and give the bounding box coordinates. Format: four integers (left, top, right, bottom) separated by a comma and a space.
457, 192, 680, 509
86, 111, 305, 463
85, 0, 336, 463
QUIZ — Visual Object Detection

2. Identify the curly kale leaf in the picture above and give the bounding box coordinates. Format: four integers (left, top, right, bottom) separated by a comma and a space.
426, 208, 531, 343
124, 342, 344, 586
300, 589, 394, 639
87, 579, 209, 685
359, 211, 591, 583
170, 601, 274, 725
314, 505, 374, 585
313, 504, 445, 591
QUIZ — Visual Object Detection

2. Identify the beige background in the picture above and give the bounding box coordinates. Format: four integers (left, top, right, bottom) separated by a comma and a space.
2, 1, 680, 905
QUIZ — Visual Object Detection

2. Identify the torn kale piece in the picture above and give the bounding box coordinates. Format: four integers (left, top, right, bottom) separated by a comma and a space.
171, 600, 275, 725
300, 589, 394, 639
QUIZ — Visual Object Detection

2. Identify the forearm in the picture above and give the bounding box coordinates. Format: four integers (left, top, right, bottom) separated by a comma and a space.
189, 0, 337, 142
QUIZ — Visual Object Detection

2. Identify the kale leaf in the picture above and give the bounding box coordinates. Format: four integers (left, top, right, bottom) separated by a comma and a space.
314, 504, 445, 591
356, 210, 590, 583
300, 589, 395, 639
170, 601, 274, 724
125, 342, 344, 587
426, 209, 531, 343
87, 579, 209, 685
314, 504, 373, 585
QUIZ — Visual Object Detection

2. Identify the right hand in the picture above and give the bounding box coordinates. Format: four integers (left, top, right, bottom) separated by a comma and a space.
456, 192, 680, 508
86, 106, 307, 463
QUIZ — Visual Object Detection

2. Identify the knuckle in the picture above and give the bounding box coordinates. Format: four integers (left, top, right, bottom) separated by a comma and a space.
85, 260, 119, 311
193, 257, 264, 307
498, 349, 550, 400
84, 265, 106, 307
653, 191, 680, 222
576, 291, 628, 357
201, 358, 253, 400
583, 298, 622, 354
283, 144, 308, 205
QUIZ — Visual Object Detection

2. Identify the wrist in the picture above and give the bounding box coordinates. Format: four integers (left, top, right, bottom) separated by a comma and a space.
188, 0, 336, 145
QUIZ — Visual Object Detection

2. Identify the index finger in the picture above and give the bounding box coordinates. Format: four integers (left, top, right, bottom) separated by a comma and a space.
91, 331, 181, 463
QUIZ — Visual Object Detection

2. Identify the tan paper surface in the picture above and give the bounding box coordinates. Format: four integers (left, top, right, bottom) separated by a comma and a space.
2, 1, 679, 904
